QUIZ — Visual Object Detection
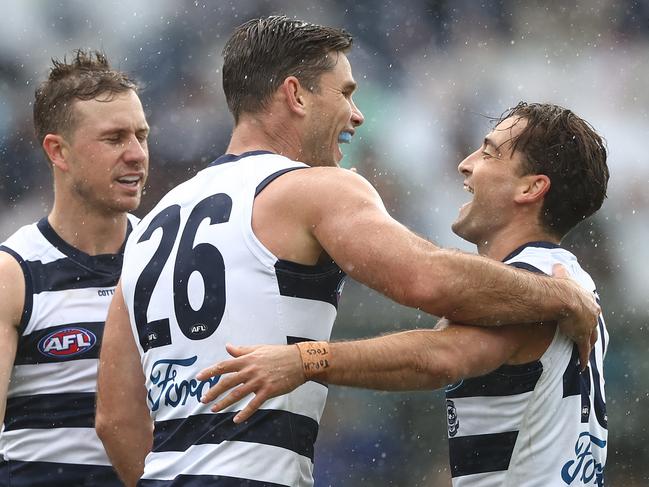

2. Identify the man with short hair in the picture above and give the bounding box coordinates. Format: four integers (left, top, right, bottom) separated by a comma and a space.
0, 50, 149, 486
201, 102, 610, 486
96, 16, 599, 487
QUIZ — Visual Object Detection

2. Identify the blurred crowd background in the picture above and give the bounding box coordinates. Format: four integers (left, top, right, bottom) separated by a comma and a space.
1, 0, 648, 485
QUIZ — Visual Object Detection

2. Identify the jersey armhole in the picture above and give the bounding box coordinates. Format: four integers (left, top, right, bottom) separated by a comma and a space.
0, 246, 33, 334
254, 166, 307, 197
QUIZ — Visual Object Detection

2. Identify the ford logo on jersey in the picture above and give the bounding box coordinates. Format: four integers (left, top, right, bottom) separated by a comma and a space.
561, 432, 606, 486
38, 327, 97, 358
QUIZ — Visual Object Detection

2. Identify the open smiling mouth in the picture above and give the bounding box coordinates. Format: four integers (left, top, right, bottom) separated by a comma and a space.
338, 132, 352, 144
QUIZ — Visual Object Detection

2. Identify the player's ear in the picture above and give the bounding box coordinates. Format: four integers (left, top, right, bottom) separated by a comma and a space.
281, 76, 308, 117
43, 134, 70, 172
515, 174, 550, 205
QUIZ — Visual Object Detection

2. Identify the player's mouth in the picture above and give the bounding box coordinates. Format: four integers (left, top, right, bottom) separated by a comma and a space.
115, 174, 144, 192
460, 182, 474, 210
338, 130, 354, 144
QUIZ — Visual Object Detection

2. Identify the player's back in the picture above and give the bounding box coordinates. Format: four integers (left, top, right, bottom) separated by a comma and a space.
120, 151, 345, 487
445, 243, 608, 487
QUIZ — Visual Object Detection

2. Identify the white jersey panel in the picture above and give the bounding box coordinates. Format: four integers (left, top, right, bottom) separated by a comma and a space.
446, 243, 608, 487
121, 152, 345, 487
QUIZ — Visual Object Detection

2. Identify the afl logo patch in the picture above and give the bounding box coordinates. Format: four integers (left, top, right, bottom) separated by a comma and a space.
38, 328, 97, 358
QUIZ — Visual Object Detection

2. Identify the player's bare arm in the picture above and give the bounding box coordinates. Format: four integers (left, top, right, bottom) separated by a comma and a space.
258, 167, 598, 363
96, 283, 152, 487
197, 319, 556, 422
0, 253, 24, 424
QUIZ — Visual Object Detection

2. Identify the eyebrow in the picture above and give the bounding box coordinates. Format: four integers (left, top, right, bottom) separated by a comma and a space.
483, 136, 498, 150
343, 80, 357, 93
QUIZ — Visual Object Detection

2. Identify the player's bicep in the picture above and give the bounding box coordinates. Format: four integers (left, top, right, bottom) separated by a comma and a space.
0, 253, 24, 422
308, 169, 427, 297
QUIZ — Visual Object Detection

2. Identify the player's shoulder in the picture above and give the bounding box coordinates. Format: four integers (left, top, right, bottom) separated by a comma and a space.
278, 165, 377, 197
504, 241, 596, 291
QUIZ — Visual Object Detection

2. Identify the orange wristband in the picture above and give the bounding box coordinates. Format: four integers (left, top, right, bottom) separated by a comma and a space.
295, 341, 330, 379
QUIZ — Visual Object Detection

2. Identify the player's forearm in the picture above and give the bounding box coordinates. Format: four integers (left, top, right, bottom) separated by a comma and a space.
314, 331, 459, 390
414, 248, 568, 326
96, 414, 152, 487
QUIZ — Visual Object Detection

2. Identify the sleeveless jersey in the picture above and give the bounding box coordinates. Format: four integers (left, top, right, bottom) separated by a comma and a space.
120, 151, 345, 487
0, 216, 136, 486
445, 242, 608, 487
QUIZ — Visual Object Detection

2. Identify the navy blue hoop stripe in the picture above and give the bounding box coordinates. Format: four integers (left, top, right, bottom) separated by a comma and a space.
448, 431, 518, 477
26, 259, 121, 294
152, 410, 318, 460
0, 459, 121, 487
138, 474, 288, 487
275, 260, 345, 309
446, 361, 542, 399
4, 392, 96, 431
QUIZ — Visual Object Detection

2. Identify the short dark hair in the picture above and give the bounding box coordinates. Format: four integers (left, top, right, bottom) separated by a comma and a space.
222, 15, 353, 123
495, 102, 609, 238
34, 49, 138, 144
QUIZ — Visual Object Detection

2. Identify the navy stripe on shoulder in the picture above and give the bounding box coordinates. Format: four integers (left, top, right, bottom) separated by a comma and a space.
449, 431, 518, 477
275, 260, 345, 308
508, 261, 545, 275
446, 361, 542, 399
208, 150, 276, 168
255, 167, 306, 196
153, 409, 318, 461
0, 459, 121, 487
0, 246, 33, 333
15, 321, 104, 365
138, 474, 288, 487
4, 392, 96, 431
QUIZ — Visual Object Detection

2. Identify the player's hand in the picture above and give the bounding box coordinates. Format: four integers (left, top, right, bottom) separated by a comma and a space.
552, 264, 600, 370
196, 343, 306, 423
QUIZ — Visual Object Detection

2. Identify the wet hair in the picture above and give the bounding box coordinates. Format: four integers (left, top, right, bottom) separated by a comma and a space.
34, 49, 138, 143
495, 102, 609, 238
222, 15, 353, 123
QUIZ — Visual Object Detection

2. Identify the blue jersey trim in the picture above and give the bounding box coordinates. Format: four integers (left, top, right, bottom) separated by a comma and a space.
208, 150, 275, 167
501, 240, 561, 262
255, 167, 306, 196
4, 392, 96, 431
152, 409, 318, 461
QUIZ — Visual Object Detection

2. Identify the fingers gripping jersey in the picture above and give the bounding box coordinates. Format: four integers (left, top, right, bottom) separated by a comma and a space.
0, 217, 136, 486
120, 151, 345, 487
445, 242, 608, 487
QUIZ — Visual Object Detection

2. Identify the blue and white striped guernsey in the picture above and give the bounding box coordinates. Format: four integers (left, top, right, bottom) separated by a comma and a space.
120, 151, 346, 486
0, 216, 136, 487
445, 242, 608, 487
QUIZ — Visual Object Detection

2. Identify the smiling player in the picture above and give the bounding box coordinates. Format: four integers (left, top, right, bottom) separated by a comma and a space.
199, 102, 610, 486
0, 50, 148, 486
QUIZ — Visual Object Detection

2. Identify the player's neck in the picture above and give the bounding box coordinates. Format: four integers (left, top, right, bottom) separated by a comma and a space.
476, 223, 559, 262
48, 200, 129, 256
227, 115, 304, 163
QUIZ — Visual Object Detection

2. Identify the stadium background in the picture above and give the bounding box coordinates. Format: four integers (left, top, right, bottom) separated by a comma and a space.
1, 1, 647, 485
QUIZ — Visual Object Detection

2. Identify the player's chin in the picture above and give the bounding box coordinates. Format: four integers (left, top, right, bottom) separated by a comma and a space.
112, 195, 142, 213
